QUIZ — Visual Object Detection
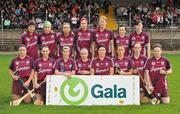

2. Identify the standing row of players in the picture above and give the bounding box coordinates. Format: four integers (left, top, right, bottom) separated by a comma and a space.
9, 16, 172, 105
19, 16, 150, 60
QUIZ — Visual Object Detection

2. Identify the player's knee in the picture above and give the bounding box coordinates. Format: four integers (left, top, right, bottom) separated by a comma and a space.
161, 97, 170, 104
24, 98, 32, 104
34, 99, 44, 105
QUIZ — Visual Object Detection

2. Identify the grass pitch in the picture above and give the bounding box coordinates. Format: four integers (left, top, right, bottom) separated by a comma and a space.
0, 54, 180, 114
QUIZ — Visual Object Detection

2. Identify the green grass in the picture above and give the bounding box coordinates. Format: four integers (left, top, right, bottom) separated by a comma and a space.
0, 54, 180, 114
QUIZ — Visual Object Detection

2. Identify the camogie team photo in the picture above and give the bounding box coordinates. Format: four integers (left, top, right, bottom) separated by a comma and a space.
9, 16, 172, 105
0, 0, 180, 114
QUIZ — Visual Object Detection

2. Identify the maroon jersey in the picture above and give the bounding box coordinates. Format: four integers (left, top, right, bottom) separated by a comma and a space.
35, 58, 55, 81
20, 31, 39, 60
94, 29, 114, 57
114, 36, 130, 57
113, 57, 132, 74
76, 59, 91, 75
129, 32, 150, 56
39, 33, 57, 59
75, 29, 93, 58
54, 58, 76, 72
145, 57, 171, 90
131, 55, 147, 86
9, 56, 35, 78
56, 32, 75, 58
91, 56, 113, 75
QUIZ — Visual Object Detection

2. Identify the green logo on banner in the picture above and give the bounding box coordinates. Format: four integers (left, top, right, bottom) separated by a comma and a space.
60, 77, 88, 105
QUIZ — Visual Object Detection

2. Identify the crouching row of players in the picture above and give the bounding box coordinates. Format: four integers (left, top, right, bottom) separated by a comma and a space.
9, 43, 172, 105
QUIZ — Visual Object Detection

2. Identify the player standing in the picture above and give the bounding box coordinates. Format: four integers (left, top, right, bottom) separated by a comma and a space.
114, 25, 130, 57
38, 21, 57, 59
93, 16, 114, 57
56, 23, 75, 59
129, 20, 150, 58
20, 20, 39, 60
75, 18, 94, 59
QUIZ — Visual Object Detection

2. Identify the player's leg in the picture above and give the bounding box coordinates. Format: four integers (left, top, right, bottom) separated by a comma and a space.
160, 89, 170, 104
24, 95, 32, 103
34, 80, 46, 105
34, 94, 44, 105
161, 97, 170, 104
23, 78, 33, 103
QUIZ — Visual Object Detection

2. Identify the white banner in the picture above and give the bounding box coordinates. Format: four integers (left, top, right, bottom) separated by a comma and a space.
46, 75, 140, 106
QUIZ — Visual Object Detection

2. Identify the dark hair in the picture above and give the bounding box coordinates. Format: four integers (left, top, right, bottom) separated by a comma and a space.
153, 43, 162, 50
97, 44, 106, 51
117, 25, 127, 32
116, 44, 125, 50
27, 20, 37, 27
134, 20, 143, 26
41, 45, 49, 50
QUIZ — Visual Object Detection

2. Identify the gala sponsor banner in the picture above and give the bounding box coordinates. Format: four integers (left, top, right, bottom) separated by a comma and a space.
46, 75, 140, 106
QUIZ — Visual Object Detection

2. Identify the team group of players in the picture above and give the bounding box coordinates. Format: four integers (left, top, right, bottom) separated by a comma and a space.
9, 16, 172, 105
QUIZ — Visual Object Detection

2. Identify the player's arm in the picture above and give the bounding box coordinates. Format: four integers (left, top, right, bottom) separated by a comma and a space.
25, 69, 35, 86
109, 67, 114, 75
9, 69, 19, 80
34, 71, 39, 88
146, 43, 150, 58
160, 68, 172, 75
92, 41, 95, 58
111, 39, 115, 57
144, 69, 154, 91
79, 70, 91, 75
90, 68, 95, 75
55, 70, 72, 78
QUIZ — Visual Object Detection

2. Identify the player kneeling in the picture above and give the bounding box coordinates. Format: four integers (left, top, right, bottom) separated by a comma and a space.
9, 45, 34, 104
54, 46, 76, 78
145, 44, 172, 104
76, 48, 91, 75
34, 46, 55, 105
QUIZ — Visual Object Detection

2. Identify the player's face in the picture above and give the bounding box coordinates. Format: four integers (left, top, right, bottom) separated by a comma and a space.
80, 51, 88, 59
153, 47, 162, 58
63, 49, 70, 58
99, 19, 107, 29
81, 20, 88, 30
63, 24, 71, 34
28, 25, 35, 33
118, 26, 126, 36
98, 47, 106, 57
41, 47, 50, 57
19, 47, 27, 57
135, 23, 143, 32
133, 43, 141, 54
117, 46, 125, 56
44, 26, 51, 34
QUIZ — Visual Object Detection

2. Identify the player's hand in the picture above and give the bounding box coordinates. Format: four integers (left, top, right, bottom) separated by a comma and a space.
118, 70, 125, 75
147, 85, 154, 92
24, 80, 30, 88
64, 73, 72, 79
133, 69, 138, 74
12, 75, 19, 80
159, 69, 167, 75
35, 83, 40, 89
80, 70, 89, 74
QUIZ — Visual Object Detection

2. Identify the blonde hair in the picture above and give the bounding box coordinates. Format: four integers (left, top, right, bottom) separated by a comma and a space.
99, 16, 107, 22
